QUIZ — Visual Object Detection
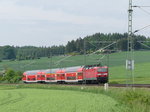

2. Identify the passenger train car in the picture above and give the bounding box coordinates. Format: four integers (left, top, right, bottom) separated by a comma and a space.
22, 64, 108, 84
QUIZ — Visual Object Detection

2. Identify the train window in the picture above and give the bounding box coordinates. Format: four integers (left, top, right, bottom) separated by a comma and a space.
47, 77, 55, 80
78, 73, 83, 76
67, 76, 76, 80
98, 68, 107, 72
42, 75, 45, 77
57, 74, 61, 77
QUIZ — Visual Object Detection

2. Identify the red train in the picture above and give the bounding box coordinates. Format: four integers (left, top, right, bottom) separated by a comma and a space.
22, 64, 108, 84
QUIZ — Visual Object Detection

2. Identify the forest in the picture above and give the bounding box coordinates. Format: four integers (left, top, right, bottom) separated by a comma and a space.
0, 33, 149, 61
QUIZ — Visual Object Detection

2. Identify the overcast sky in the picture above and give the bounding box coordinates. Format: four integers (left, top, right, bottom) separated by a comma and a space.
0, 0, 150, 46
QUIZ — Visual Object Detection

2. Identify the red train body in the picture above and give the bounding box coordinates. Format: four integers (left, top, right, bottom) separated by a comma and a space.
22, 65, 108, 84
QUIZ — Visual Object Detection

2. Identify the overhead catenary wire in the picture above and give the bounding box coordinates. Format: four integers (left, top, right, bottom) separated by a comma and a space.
137, 41, 150, 49
89, 41, 117, 55
132, 5, 150, 34
133, 24, 150, 33
138, 7, 150, 16
132, 6, 150, 8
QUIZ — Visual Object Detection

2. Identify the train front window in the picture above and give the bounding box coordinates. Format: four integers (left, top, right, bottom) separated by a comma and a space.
78, 73, 83, 76
97, 68, 107, 72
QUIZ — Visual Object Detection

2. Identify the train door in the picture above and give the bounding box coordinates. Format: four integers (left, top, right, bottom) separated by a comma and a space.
61, 74, 65, 81
40, 74, 46, 82
57, 74, 65, 83
37, 74, 46, 82
37, 75, 41, 82
77, 72, 83, 81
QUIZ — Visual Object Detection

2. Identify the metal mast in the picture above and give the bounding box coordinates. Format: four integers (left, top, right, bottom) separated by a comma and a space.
126, 0, 134, 87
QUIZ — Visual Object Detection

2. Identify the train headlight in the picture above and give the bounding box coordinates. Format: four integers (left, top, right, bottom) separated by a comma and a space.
98, 73, 107, 75
103, 73, 107, 75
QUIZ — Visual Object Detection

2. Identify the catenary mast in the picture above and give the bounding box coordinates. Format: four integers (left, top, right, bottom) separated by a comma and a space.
126, 0, 134, 87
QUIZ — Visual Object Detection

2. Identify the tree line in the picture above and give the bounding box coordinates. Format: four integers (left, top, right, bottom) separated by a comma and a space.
0, 33, 149, 61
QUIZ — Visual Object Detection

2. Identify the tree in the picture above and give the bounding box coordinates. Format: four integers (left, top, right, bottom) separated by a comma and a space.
4, 69, 22, 83
5, 69, 15, 82
3, 45, 16, 60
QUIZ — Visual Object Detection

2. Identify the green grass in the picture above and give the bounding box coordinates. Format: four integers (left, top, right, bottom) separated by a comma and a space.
0, 84, 149, 112
108, 50, 150, 67
109, 62, 150, 84
0, 88, 123, 112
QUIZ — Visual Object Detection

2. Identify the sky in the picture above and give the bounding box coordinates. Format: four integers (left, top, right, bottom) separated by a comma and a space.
0, 0, 150, 46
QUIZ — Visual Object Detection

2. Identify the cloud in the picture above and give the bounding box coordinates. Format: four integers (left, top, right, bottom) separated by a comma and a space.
0, 0, 149, 46
0, 0, 128, 25
0, 0, 100, 25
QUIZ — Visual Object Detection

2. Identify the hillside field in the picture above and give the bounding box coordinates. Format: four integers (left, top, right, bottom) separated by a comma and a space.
0, 51, 150, 84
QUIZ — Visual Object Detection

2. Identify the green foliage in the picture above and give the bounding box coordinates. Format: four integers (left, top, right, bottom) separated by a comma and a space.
2, 69, 22, 83
124, 90, 150, 105
5, 69, 15, 82
0, 45, 16, 60
120, 90, 150, 112
13, 71, 23, 82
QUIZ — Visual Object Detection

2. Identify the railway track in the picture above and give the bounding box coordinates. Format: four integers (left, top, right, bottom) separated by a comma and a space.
102, 84, 150, 88
62, 83, 150, 88
0, 83, 150, 88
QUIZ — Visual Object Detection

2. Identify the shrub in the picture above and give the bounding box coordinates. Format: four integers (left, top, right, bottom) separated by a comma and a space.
3, 69, 23, 83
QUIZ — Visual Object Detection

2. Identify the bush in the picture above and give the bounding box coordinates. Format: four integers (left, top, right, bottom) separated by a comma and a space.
3, 69, 23, 83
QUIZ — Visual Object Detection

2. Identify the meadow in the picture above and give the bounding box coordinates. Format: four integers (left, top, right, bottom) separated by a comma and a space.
0, 50, 150, 84
0, 84, 149, 112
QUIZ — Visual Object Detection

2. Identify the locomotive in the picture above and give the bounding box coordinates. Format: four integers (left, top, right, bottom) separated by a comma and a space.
22, 64, 108, 84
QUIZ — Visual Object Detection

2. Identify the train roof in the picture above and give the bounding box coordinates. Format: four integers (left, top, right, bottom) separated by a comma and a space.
45, 68, 60, 73
23, 65, 108, 75
24, 70, 40, 75
65, 66, 83, 72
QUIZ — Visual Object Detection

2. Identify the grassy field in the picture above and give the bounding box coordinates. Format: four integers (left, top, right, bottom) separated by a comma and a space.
0, 50, 150, 84
0, 89, 120, 112
109, 62, 150, 84
0, 84, 149, 112
1, 51, 150, 71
